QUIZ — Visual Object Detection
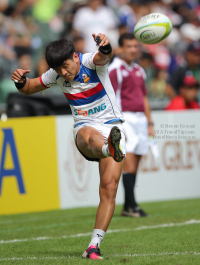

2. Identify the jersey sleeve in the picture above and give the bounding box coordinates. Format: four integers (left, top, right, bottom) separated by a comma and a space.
109, 68, 118, 93
138, 66, 147, 96
82, 53, 97, 70
141, 78, 147, 96
83, 52, 109, 68
40, 68, 58, 88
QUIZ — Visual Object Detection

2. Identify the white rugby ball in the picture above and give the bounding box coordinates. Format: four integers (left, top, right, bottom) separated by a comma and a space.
134, 13, 172, 44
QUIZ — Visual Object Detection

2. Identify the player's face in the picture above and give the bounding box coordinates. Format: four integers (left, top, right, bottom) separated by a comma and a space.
54, 53, 79, 81
122, 39, 138, 63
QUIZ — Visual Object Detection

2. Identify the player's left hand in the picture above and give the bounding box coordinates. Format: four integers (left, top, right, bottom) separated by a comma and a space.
92, 33, 110, 47
148, 124, 154, 137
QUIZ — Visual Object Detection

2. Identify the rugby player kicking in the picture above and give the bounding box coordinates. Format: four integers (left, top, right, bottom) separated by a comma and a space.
11, 33, 125, 260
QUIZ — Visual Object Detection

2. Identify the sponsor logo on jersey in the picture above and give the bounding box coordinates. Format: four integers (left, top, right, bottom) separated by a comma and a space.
122, 70, 129, 77
82, 73, 90, 83
135, 71, 141, 77
64, 81, 71, 87
74, 103, 106, 116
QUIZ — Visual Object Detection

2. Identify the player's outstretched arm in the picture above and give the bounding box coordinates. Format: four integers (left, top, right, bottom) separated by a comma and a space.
11, 69, 47, 95
92, 33, 112, 65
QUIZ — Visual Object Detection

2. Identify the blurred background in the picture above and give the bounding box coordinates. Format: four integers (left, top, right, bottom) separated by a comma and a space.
0, 0, 199, 117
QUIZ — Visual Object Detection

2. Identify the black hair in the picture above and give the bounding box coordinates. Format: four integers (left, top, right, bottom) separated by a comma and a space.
118, 33, 135, 47
45, 38, 75, 69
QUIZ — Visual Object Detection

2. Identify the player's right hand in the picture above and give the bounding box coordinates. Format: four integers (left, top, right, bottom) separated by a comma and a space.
11, 69, 30, 83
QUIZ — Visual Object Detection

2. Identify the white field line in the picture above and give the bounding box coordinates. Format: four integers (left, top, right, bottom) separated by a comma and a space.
0, 219, 200, 244
2, 214, 198, 234
0, 252, 199, 261
0, 211, 97, 226
0, 217, 50, 225
0, 217, 123, 233
111, 252, 200, 257
0, 219, 95, 233
134, 219, 200, 230
0, 257, 75, 261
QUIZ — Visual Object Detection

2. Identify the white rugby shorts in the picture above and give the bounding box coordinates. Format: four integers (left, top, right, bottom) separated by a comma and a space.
122, 112, 148, 155
73, 121, 126, 157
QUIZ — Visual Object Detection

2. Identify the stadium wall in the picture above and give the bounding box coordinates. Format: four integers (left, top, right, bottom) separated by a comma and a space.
56, 110, 200, 209
0, 111, 199, 215
0, 116, 59, 215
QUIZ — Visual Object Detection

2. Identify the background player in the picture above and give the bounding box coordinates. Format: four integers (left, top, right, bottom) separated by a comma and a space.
11, 33, 125, 260
109, 33, 154, 217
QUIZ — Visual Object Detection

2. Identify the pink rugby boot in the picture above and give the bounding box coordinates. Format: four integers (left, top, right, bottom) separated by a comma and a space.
82, 245, 103, 260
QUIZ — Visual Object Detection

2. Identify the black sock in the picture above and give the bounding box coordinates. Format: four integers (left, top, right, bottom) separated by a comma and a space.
122, 173, 138, 210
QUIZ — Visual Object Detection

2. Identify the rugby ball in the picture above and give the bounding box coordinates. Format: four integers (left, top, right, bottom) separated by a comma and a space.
134, 13, 172, 44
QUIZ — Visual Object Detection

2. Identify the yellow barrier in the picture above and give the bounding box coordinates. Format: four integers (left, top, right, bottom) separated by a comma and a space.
0, 116, 59, 215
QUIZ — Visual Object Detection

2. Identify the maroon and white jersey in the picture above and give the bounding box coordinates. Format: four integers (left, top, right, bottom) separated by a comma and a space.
108, 57, 147, 112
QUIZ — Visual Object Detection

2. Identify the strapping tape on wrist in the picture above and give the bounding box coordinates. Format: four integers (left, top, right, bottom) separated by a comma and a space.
99, 44, 112, 55
15, 76, 26, 89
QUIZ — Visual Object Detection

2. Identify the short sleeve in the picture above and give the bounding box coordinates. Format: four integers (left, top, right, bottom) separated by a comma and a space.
82, 52, 98, 70
40, 68, 58, 88
109, 68, 119, 93
138, 65, 147, 96
141, 78, 147, 96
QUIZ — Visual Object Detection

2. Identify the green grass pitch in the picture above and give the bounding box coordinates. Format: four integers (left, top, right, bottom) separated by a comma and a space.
0, 198, 200, 264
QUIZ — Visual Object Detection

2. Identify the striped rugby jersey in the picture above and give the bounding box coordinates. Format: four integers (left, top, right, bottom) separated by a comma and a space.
40, 52, 124, 127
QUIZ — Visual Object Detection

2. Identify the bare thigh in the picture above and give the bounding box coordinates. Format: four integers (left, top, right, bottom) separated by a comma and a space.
76, 126, 105, 159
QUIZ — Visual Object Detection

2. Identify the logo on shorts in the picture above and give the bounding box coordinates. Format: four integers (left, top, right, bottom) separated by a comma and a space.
82, 73, 90, 83
74, 103, 106, 116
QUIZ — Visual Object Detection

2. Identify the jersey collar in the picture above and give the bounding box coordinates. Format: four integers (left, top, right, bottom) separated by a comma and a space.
121, 58, 134, 71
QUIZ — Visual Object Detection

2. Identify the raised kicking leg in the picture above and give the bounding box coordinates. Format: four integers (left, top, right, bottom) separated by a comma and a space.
76, 126, 106, 159
76, 126, 124, 161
